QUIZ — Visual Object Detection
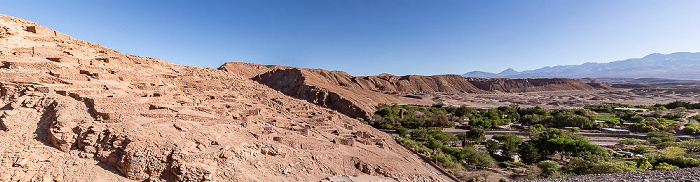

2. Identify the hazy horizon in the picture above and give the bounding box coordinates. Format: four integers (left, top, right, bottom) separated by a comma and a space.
3, 1, 700, 76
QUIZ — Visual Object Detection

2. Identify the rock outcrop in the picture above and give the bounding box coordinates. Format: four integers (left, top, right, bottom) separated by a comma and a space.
220, 63, 607, 120
0, 14, 449, 181
220, 63, 416, 119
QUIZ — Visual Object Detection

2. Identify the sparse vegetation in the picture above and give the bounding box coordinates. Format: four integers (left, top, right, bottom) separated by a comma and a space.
372, 102, 700, 180
619, 138, 639, 145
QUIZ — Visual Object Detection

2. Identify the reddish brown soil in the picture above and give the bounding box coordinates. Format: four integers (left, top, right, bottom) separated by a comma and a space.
0, 15, 450, 182
466, 77, 600, 92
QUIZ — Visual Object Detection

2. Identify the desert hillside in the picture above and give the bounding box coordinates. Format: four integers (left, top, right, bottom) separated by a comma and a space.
465, 77, 599, 92
221, 62, 603, 120
0, 15, 451, 181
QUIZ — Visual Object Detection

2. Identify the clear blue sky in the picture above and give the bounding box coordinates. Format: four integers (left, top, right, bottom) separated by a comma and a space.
3, 1, 700, 76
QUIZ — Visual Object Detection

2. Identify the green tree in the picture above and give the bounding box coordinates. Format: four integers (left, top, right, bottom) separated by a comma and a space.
519, 142, 541, 164
493, 133, 523, 157
409, 127, 429, 141
471, 118, 493, 128
485, 139, 499, 155
462, 147, 494, 168
466, 126, 486, 142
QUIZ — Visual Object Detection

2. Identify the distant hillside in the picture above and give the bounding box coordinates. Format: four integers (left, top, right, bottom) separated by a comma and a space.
463, 52, 700, 80
221, 62, 602, 119
466, 78, 598, 92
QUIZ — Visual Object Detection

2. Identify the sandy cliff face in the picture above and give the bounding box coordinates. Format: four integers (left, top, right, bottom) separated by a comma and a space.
352, 74, 485, 94
220, 63, 489, 120
0, 15, 449, 182
220, 63, 416, 120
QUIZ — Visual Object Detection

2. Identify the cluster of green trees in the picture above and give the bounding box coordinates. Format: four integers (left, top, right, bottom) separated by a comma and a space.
630, 144, 700, 171
585, 101, 700, 112
520, 108, 599, 129
371, 104, 455, 129
584, 103, 688, 133
395, 127, 700, 179
372, 104, 603, 130
373, 102, 696, 133
585, 103, 643, 112
533, 131, 700, 178
399, 127, 494, 169
607, 132, 700, 171
661, 101, 700, 110
624, 111, 684, 133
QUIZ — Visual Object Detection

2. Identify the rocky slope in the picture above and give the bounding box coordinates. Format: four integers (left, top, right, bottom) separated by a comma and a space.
220, 62, 417, 119
466, 78, 600, 93
221, 63, 605, 120
0, 15, 450, 181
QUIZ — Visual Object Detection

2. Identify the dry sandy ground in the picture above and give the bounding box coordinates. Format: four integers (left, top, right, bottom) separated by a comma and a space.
415, 88, 700, 109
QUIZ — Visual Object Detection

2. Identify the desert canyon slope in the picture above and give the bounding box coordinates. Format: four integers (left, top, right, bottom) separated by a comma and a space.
0, 15, 452, 181
220, 62, 601, 120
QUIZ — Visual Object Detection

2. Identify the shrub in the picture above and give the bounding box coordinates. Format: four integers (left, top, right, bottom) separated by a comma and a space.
654, 162, 679, 170
379, 122, 394, 129
661, 146, 686, 157
537, 161, 560, 177
565, 156, 634, 175
537, 160, 559, 177
682, 123, 700, 135
618, 138, 638, 145
640, 155, 700, 168
682, 139, 700, 153
638, 160, 653, 170
656, 141, 681, 150
433, 152, 459, 169
644, 132, 675, 144
632, 145, 652, 154
585, 161, 635, 174
569, 128, 580, 133
396, 127, 408, 138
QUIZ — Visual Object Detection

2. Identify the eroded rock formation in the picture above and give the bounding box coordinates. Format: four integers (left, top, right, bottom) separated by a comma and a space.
465, 77, 601, 92
0, 15, 448, 181
220, 62, 606, 120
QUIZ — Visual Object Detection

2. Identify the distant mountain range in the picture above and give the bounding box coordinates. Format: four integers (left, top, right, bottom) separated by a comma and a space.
462, 52, 700, 80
